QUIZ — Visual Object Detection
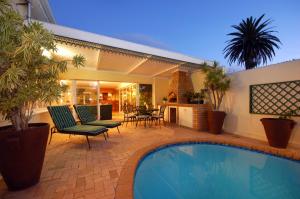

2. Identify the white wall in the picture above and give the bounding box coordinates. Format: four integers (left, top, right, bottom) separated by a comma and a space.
191, 69, 206, 92
223, 60, 300, 147
153, 77, 170, 105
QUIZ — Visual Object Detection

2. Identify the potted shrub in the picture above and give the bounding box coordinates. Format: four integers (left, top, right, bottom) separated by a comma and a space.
261, 110, 297, 148
162, 97, 167, 104
183, 91, 204, 104
191, 91, 205, 104
203, 61, 230, 134
183, 91, 194, 103
0, 1, 84, 190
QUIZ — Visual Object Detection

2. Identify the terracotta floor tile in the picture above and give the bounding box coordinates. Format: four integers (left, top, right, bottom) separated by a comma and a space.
108, 170, 119, 179
0, 125, 299, 199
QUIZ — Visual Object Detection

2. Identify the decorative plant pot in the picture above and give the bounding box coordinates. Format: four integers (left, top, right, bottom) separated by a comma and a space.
260, 118, 295, 148
208, 111, 226, 134
0, 123, 49, 191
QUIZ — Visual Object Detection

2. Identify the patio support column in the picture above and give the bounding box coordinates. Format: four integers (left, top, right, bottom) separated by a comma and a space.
71, 80, 77, 105
136, 84, 140, 106
152, 79, 156, 107
119, 89, 121, 113
71, 80, 77, 118
97, 81, 100, 119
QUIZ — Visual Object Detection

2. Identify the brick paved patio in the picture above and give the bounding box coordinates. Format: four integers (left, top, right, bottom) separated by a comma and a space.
0, 124, 299, 199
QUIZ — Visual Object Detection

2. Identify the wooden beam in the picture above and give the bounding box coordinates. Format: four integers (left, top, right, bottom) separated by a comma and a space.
126, 55, 152, 74
151, 62, 186, 77
96, 48, 103, 70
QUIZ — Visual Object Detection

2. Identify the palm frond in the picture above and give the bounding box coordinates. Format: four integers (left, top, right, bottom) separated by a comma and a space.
223, 14, 281, 69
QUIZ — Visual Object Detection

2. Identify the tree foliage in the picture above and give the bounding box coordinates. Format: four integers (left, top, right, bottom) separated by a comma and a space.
0, 0, 85, 130
203, 61, 230, 111
224, 14, 281, 70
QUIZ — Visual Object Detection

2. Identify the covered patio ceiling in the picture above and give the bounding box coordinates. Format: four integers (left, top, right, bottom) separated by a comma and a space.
42, 22, 212, 78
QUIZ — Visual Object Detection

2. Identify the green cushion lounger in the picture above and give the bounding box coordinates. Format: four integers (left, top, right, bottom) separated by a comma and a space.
73, 105, 121, 134
47, 105, 108, 149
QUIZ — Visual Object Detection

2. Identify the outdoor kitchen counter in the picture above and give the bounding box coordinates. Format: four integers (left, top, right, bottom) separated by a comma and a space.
159, 103, 209, 131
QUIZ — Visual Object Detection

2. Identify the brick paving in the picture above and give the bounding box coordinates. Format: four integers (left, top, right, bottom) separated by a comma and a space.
0, 124, 299, 199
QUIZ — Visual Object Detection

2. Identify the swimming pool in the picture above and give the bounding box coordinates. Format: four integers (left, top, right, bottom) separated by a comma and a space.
134, 143, 300, 199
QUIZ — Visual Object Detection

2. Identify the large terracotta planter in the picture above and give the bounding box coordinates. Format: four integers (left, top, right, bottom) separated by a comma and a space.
261, 118, 295, 148
208, 111, 226, 134
0, 123, 49, 190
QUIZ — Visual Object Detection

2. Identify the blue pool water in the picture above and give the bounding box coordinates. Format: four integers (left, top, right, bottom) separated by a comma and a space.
134, 144, 300, 199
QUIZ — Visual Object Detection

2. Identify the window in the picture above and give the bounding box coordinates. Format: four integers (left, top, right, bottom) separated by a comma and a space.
76, 81, 98, 105
59, 80, 72, 105
139, 84, 152, 106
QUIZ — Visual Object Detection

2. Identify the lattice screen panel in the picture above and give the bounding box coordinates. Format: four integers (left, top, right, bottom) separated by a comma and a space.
249, 80, 300, 116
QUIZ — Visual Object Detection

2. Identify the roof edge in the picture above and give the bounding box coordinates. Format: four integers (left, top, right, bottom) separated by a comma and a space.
39, 21, 213, 65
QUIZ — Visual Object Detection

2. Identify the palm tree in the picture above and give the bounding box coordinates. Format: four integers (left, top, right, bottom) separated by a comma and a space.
224, 14, 281, 70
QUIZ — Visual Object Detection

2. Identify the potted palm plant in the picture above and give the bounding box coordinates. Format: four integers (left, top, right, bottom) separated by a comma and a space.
0, 0, 84, 190
203, 62, 230, 134
261, 110, 297, 148
224, 14, 281, 70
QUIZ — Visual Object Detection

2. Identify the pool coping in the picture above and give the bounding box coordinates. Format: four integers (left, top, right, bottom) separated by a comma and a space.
114, 137, 300, 199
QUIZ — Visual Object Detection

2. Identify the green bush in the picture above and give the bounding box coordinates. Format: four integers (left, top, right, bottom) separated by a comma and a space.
203, 61, 230, 110
0, 0, 85, 130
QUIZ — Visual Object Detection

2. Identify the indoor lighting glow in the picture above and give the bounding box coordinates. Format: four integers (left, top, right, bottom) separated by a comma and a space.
42, 48, 52, 59
56, 46, 74, 58
89, 82, 98, 87
60, 80, 68, 86
119, 82, 133, 88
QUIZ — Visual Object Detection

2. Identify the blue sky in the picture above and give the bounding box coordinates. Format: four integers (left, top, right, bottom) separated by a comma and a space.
49, 0, 300, 70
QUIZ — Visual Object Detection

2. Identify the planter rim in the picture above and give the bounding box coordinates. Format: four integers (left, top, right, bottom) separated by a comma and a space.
209, 110, 226, 113
0, 123, 49, 132
260, 118, 295, 122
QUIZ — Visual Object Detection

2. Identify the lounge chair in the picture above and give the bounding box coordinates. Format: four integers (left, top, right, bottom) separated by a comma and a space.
47, 105, 108, 149
73, 105, 121, 134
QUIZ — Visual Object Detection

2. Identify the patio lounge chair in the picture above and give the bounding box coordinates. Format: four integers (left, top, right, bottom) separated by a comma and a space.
47, 105, 108, 149
73, 105, 121, 134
